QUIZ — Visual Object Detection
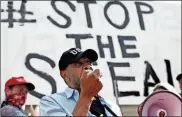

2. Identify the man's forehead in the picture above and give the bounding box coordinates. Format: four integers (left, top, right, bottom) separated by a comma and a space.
77, 57, 91, 62
66, 57, 92, 69
14, 84, 28, 89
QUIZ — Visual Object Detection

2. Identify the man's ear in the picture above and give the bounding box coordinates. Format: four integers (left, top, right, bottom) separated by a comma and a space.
5, 88, 11, 97
60, 70, 66, 80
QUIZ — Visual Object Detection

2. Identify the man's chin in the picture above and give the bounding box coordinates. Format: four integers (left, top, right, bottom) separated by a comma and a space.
76, 87, 81, 91
68, 85, 80, 90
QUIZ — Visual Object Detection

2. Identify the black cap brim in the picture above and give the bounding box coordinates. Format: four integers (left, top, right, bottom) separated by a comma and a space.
24, 83, 35, 91
74, 49, 98, 62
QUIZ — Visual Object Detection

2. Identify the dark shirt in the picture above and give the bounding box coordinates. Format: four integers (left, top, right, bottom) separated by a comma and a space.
90, 97, 107, 116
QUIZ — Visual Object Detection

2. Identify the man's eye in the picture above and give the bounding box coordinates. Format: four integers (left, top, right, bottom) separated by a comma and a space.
88, 61, 92, 65
73, 62, 81, 67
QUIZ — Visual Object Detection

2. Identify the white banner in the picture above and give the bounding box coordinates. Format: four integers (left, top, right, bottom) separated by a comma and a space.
1, 1, 181, 105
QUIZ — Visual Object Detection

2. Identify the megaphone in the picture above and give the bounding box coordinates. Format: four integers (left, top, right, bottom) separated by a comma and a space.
141, 90, 182, 116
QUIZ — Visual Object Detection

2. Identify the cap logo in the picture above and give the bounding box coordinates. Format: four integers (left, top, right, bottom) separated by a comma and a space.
16, 78, 24, 82
70, 48, 81, 55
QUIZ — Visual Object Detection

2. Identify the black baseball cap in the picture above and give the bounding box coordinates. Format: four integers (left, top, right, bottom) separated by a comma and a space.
176, 73, 182, 81
58, 48, 98, 71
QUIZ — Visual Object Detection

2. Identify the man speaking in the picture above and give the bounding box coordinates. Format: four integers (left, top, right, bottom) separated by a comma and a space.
39, 48, 122, 116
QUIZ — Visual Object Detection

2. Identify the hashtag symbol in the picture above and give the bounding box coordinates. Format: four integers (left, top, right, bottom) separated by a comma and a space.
1, 1, 36, 28
1, 1, 15, 28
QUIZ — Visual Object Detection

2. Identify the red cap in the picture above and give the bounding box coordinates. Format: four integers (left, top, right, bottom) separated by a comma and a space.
5, 76, 35, 91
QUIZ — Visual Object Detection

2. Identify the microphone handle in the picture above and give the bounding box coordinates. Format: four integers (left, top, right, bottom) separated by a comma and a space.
103, 104, 118, 117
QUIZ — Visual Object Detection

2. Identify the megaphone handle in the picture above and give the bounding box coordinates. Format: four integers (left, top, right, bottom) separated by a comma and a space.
103, 104, 118, 117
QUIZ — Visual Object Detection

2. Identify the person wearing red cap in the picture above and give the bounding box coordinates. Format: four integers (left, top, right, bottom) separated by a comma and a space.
0, 76, 38, 116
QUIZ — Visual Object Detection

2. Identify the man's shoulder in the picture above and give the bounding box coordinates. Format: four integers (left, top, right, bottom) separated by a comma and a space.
39, 91, 73, 112
105, 99, 119, 107
102, 98, 121, 110
0, 105, 25, 116
41, 87, 75, 102
40, 91, 67, 102
102, 98, 123, 116
0, 105, 16, 110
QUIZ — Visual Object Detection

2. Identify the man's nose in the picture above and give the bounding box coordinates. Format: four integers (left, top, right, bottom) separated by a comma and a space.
23, 89, 28, 94
83, 64, 93, 71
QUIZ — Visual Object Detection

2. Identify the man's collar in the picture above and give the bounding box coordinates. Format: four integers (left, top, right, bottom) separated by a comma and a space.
64, 87, 112, 109
64, 87, 74, 98
64, 87, 79, 101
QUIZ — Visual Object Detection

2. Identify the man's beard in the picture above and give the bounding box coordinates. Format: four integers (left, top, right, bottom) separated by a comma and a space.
74, 78, 80, 90
68, 77, 80, 90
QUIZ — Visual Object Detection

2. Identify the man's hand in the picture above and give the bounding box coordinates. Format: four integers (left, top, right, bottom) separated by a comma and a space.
80, 69, 103, 99
72, 69, 103, 116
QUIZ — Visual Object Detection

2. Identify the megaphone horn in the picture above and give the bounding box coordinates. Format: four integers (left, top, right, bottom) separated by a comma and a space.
141, 90, 182, 116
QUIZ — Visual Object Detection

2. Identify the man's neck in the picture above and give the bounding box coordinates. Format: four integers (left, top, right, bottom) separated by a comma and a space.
76, 88, 81, 94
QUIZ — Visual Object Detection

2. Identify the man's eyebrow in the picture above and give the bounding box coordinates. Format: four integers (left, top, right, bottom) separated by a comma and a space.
80, 60, 92, 63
